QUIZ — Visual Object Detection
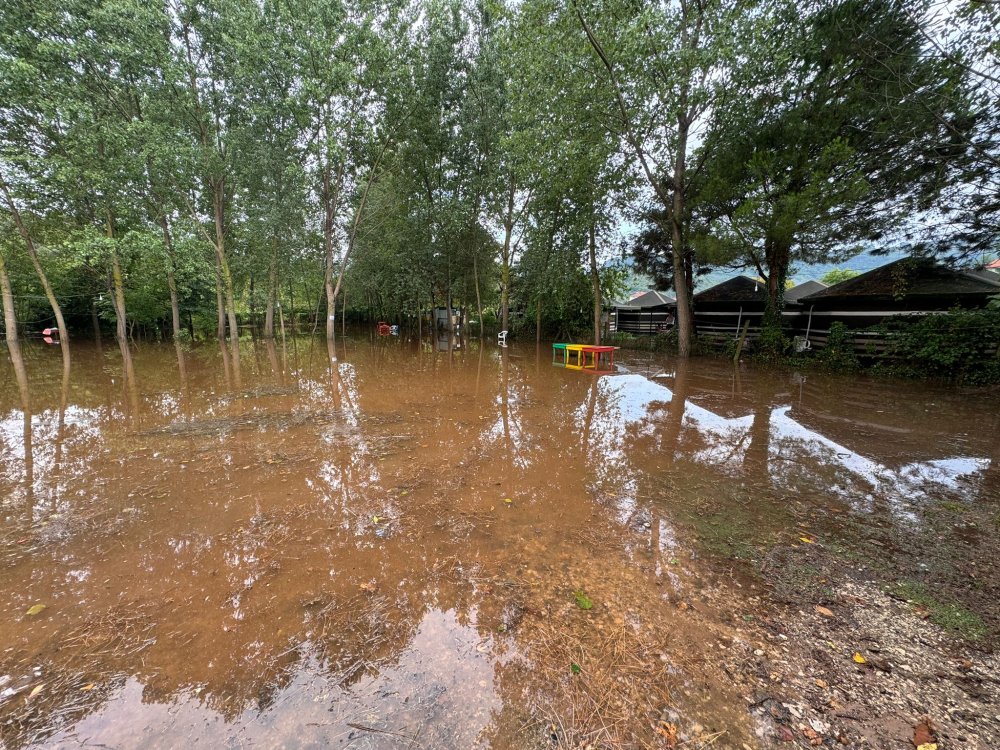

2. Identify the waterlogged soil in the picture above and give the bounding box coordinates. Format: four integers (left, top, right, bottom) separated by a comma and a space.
1, 336, 998, 750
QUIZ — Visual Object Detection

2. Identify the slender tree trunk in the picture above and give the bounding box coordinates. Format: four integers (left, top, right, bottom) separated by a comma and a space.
0, 251, 18, 343
329, 136, 393, 322
91, 300, 102, 343
763, 237, 790, 332
214, 259, 225, 339
0, 171, 68, 341
105, 211, 128, 345
589, 223, 601, 346
473, 255, 484, 339
264, 242, 277, 338
535, 298, 542, 344
249, 272, 257, 339
574, 2, 697, 356
322, 160, 344, 340
157, 214, 183, 340
213, 180, 238, 340
670, 113, 693, 357
500, 181, 514, 333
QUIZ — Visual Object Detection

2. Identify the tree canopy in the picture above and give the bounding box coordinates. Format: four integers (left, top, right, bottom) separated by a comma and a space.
0, 0, 995, 353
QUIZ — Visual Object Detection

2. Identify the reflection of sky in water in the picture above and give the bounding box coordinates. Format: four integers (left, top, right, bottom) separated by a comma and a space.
0, 405, 107, 510
587, 375, 990, 517
48, 608, 502, 750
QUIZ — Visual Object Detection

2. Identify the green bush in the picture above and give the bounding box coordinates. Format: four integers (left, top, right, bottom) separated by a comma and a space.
878, 308, 1000, 384
817, 321, 859, 370
754, 321, 789, 362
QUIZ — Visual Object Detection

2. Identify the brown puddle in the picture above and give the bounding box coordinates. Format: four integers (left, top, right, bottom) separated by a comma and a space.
1, 336, 997, 749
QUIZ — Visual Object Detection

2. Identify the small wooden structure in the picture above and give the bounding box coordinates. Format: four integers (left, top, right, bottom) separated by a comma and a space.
691, 276, 768, 342
610, 290, 675, 334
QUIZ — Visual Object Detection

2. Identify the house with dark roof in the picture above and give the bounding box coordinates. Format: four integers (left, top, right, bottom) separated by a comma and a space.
691, 276, 766, 334
610, 290, 675, 334
798, 257, 1000, 330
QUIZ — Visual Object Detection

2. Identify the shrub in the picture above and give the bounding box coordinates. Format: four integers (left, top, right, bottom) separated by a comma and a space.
878, 308, 1000, 384
817, 321, 859, 370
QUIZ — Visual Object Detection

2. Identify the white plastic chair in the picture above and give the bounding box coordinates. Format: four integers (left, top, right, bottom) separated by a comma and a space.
497, 330, 508, 347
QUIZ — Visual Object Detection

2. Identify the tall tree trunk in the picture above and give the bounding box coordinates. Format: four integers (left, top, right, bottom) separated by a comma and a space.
0, 170, 68, 341
248, 272, 257, 339
535, 298, 542, 344
213, 179, 238, 340
329, 135, 393, 325
157, 214, 183, 340
763, 237, 790, 332
214, 258, 226, 339
589, 223, 601, 346
106, 211, 128, 345
574, 2, 698, 356
473, 255, 484, 339
500, 181, 514, 333
91, 299, 102, 343
322, 161, 344, 340
670, 112, 692, 358
0, 250, 18, 343
264, 242, 277, 338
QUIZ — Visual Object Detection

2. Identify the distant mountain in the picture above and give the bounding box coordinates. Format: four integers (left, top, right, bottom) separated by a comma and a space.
622, 249, 910, 295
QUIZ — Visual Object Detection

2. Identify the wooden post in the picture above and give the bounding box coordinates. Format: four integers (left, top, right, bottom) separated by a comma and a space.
733, 319, 751, 364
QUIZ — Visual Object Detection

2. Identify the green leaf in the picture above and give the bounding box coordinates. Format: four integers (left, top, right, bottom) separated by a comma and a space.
26, 604, 47, 616
572, 590, 593, 610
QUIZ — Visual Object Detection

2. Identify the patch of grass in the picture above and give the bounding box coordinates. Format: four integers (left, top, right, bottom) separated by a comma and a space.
891, 581, 988, 641
693, 512, 760, 561
937, 501, 966, 513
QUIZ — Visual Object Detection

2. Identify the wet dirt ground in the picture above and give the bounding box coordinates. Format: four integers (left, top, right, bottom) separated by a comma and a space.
1, 335, 998, 749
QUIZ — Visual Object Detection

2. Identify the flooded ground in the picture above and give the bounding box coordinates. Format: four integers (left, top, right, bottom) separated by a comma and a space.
1, 335, 998, 749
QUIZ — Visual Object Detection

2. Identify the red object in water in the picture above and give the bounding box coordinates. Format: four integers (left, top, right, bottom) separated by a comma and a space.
987, 259, 1000, 269
42, 327, 55, 336
376, 321, 391, 336
580, 345, 618, 372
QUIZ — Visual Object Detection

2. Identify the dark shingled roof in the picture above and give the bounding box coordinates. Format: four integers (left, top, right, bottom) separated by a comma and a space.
785, 280, 827, 302
613, 290, 675, 309
800, 258, 1000, 300
693, 276, 768, 304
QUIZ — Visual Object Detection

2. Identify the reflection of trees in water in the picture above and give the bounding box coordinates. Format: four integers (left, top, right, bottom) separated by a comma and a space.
6, 339, 33, 513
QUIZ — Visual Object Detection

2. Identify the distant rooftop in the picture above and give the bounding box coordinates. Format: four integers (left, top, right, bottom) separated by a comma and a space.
693, 276, 768, 304
612, 290, 675, 308
800, 257, 1000, 300
785, 279, 827, 302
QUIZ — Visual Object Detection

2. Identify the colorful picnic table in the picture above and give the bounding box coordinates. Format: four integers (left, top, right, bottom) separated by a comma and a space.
551, 343, 618, 372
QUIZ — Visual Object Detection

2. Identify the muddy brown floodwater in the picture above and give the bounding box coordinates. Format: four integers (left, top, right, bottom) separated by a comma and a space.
1, 336, 998, 750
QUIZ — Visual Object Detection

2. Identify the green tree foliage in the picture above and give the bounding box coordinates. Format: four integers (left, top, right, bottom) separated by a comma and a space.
820, 268, 861, 286
0, 0, 995, 355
